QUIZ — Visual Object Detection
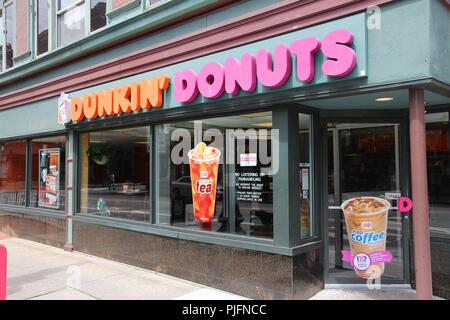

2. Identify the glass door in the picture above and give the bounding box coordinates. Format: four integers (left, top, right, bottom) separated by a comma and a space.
326, 122, 409, 283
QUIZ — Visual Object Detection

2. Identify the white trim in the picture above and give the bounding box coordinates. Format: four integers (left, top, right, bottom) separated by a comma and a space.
57, 0, 84, 14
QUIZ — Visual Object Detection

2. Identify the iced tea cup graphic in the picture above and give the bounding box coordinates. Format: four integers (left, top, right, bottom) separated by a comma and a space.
188, 143, 221, 223
341, 196, 391, 279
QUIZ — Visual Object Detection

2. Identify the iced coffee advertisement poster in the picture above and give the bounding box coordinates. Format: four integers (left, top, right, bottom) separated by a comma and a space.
188, 142, 221, 223
341, 197, 393, 280
38, 148, 60, 209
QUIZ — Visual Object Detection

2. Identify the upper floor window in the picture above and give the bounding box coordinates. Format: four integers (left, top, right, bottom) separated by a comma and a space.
1, 0, 15, 71
36, 0, 49, 55
56, 0, 106, 48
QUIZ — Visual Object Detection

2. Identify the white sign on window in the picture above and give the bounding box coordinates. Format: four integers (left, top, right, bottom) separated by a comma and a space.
240, 153, 257, 167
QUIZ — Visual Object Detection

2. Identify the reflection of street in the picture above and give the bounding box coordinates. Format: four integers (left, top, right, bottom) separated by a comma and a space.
81, 188, 150, 222
430, 204, 450, 239
164, 191, 273, 237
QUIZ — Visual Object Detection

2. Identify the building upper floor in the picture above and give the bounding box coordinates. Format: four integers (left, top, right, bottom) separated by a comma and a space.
0, 0, 448, 105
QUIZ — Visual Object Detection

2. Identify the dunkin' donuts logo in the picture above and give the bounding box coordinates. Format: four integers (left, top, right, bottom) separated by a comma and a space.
195, 178, 214, 194
362, 221, 373, 230
351, 230, 385, 244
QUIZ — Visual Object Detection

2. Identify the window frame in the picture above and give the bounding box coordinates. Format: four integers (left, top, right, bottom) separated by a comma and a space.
54, 0, 107, 49
146, 0, 171, 10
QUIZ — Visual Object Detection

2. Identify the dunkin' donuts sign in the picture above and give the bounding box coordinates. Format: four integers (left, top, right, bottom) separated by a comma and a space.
63, 14, 367, 123
174, 29, 357, 103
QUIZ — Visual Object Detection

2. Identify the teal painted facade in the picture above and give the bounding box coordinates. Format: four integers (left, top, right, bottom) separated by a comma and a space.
0, 96, 65, 140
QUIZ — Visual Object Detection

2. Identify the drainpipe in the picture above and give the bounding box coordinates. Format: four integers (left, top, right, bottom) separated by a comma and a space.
409, 88, 433, 300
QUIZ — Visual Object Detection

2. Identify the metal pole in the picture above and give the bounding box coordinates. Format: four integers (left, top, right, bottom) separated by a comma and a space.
409, 88, 433, 300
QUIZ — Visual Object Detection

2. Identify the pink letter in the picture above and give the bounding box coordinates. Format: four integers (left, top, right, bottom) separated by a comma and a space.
290, 37, 321, 82
256, 45, 292, 88
198, 62, 225, 99
398, 197, 413, 213
225, 53, 257, 95
175, 69, 198, 103
321, 29, 357, 77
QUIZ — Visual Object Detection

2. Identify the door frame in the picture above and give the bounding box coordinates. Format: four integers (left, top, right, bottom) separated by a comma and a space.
319, 110, 412, 285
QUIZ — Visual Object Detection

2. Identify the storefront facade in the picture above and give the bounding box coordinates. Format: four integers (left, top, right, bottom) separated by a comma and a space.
0, 0, 449, 299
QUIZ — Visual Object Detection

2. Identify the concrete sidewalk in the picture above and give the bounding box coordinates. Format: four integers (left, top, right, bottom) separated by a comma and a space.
0, 236, 247, 300
0, 236, 445, 300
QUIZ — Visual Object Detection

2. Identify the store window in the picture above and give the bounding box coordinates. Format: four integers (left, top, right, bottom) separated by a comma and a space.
36, 0, 49, 55
79, 127, 151, 222
0, 140, 26, 206
426, 112, 450, 240
31, 136, 66, 211
155, 112, 275, 238
299, 113, 312, 238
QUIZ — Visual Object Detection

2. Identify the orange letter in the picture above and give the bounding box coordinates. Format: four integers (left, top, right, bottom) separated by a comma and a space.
83, 94, 98, 120
140, 75, 170, 109
140, 79, 152, 110
130, 82, 141, 112
71, 96, 85, 122
97, 89, 114, 117
113, 84, 132, 114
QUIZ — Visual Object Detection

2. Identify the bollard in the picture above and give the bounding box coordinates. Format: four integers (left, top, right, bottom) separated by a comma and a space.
0, 244, 6, 300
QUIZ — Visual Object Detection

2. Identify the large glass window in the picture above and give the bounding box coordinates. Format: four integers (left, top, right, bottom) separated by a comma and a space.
36, 0, 49, 55
31, 136, 66, 211
155, 112, 275, 238
426, 112, 450, 240
0, 140, 26, 206
299, 113, 312, 239
79, 127, 151, 222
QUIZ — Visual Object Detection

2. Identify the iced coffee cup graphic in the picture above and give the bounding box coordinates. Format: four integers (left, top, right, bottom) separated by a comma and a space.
188, 142, 221, 223
341, 196, 391, 279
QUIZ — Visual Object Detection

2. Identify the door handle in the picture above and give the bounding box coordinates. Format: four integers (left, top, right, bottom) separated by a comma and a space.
328, 206, 341, 210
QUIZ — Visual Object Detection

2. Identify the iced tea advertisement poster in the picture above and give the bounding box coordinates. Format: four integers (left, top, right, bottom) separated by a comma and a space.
38, 148, 60, 209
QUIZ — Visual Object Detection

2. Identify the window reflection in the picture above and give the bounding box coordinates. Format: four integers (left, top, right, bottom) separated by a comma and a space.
0, 140, 26, 206
79, 127, 150, 222
155, 112, 275, 238
37, 0, 49, 55
5, 2, 14, 69
58, 3, 85, 47
299, 114, 312, 239
426, 112, 450, 240
90, 0, 107, 32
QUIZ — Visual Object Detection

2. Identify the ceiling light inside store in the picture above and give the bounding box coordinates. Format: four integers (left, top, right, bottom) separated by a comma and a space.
375, 97, 395, 102
253, 122, 273, 127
